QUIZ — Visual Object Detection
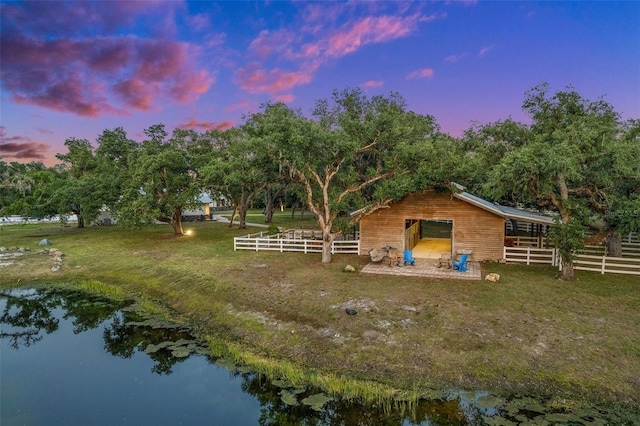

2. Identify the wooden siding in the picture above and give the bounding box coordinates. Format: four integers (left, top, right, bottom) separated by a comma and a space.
359, 189, 505, 261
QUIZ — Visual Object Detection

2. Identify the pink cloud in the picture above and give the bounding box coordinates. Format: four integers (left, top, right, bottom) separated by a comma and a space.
362, 80, 384, 88
326, 15, 420, 58
406, 68, 435, 80
188, 13, 212, 32
274, 93, 295, 103
445, 52, 469, 63
114, 79, 156, 111
0, 127, 51, 162
445, 0, 478, 5
234, 65, 313, 94
224, 100, 255, 112
249, 30, 295, 58
478, 45, 495, 56
0, 5, 213, 117
36, 127, 55, 135
177, 119, 234, 131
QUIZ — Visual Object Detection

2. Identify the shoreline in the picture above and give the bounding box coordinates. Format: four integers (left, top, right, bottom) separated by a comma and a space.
1, 222, 639, 415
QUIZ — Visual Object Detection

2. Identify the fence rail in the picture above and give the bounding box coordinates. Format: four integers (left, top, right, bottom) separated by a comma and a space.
234, 231, 360, 254
503, 246, 558, 265
505, 236, 548, 248
571, 254, 640, 276
504, 245, 640, 277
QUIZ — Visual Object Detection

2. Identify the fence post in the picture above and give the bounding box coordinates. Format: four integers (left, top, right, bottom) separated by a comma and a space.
526, 247, 531, 265
601, 256, 606, 274
280, 239, 283, 253
304, 240, 308, 254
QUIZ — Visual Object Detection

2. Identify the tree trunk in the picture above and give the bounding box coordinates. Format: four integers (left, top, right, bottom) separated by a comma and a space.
605, 230, 622, 257
171, 207, 184, 236
77, 214, 85, 229
321, 227, 335, 263
237, 191, 252, 229
229, 206, 238, 228
561, 258, 575, 281
264, 185, 275, 224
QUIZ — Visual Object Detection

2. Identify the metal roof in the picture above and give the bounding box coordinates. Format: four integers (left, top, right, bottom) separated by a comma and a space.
451, 183, 554, 225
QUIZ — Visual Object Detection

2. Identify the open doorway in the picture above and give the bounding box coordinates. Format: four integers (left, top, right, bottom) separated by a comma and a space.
405, 219, 452, 259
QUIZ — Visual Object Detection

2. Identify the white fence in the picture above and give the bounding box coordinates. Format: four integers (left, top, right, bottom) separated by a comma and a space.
504, 242, 640, 277
234, 230, 360, 254
506, 236, 548, 248
569, 255, 640, 276
579, 242, 640, 258
503, 247, 558, 266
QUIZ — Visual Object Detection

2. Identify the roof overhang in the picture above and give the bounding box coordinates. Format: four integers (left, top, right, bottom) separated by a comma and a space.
350, 183, 556, 225
452, 183, 554, 225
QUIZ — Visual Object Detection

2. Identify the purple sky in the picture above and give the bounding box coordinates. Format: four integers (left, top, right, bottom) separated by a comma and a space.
1, 1, 639, 166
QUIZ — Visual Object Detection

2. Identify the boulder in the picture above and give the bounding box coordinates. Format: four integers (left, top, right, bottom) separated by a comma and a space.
485, 273, 500, 282
344, 264, 356, 272
38, 239, 52, 246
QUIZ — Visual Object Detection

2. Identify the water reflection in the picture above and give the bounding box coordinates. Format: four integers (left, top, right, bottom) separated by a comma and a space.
1, 287, 636, 426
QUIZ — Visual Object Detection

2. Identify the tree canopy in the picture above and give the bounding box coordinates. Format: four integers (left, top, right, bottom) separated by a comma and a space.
2, 84, 637, 274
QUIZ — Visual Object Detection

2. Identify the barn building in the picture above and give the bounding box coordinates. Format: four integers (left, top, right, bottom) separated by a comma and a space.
357, 184, 554, 262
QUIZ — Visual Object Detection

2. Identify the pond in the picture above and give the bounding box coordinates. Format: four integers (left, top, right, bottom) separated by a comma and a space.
1, 287, 636, 425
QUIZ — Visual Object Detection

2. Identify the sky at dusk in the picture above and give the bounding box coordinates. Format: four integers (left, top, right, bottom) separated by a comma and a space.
1, 0, 639, 166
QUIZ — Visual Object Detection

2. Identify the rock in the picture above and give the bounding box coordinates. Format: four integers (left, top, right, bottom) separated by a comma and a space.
0, 246, 7, 252
38, 239, 52, 246
344, 264, 355, 272
485, 273, 500, 282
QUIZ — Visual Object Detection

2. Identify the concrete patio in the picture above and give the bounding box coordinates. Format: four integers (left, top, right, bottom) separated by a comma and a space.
361, 258, 481, 280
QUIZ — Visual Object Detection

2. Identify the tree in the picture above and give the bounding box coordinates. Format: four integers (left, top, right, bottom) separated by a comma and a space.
94, 127, 137, 216
115, 125, 200, 236
599, 119, 640, 256
55, 138, 102, 228
199, 127, 267, 229
484, 84, 631, 280
252, 89, 437, 263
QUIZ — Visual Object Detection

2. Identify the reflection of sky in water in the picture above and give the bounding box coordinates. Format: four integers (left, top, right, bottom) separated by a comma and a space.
0, 289, 261, 426
453, 390, 499, 417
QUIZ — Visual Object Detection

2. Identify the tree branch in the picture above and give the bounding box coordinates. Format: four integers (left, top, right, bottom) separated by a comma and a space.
337, 170, 395, 204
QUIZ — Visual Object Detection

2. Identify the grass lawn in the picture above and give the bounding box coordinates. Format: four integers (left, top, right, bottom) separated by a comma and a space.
216, 208, 319, 229
1, 221, 639, 410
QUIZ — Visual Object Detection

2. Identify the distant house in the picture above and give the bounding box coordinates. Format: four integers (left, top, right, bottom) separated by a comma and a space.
356, 184, 554, 262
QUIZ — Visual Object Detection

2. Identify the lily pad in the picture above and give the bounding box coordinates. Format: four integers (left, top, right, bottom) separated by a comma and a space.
171, 349, 191, 358
301, 393, 333, 412
280, 390, 299, 406
271, 378, 293, 388
289, 386, 306, 395
144, 341, 175, 354
482, 417, 517, 426
475, 394, 506, 410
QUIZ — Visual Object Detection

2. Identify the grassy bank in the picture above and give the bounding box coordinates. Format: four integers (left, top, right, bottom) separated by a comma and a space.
1, 221, 639, 409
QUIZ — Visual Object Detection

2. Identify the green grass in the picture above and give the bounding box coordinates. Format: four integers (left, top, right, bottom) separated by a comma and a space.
1, 221, 639, 409
217, 208, 319, 229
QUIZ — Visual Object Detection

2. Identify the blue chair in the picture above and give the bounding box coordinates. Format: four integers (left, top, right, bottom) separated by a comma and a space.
403, 249, 415, 266
452, 254, 469, 272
